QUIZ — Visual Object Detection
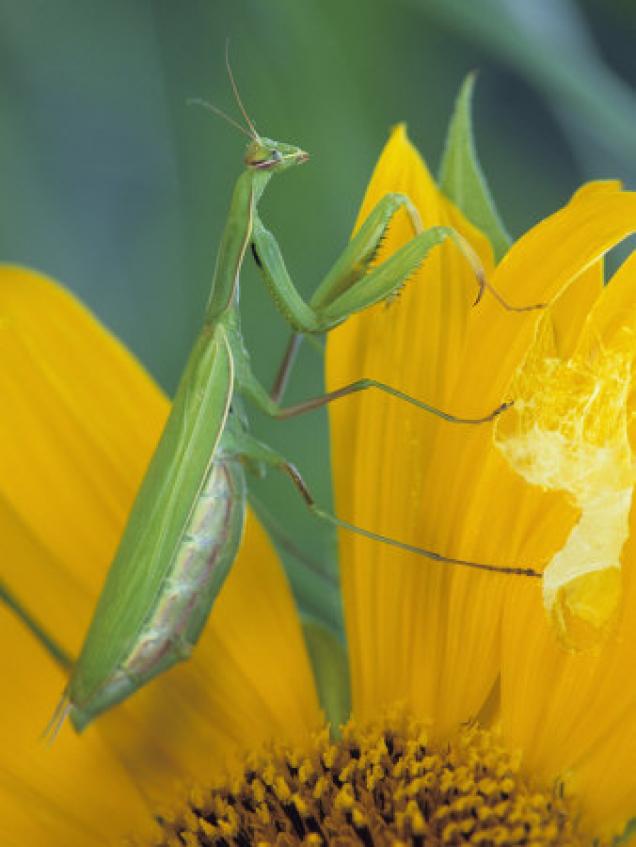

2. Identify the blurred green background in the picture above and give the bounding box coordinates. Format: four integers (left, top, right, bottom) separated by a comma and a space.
1, 0, 635, 632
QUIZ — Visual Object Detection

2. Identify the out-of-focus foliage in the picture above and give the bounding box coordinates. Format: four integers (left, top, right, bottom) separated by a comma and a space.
0, 0, 633, 628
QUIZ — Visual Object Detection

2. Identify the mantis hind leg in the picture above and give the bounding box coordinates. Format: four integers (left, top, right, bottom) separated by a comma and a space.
235, 433, 541, 579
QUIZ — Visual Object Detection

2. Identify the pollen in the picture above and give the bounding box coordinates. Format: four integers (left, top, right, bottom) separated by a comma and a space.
145, 717, 596, 847
495, 311, 634, 650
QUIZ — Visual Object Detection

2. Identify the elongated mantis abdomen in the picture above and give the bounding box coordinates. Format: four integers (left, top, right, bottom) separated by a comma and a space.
68, 324, 241, 726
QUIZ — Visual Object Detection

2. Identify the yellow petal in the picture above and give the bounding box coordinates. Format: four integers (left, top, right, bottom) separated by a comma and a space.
495, 249, 636, 649
567, 701, 636, 840
547, 184, 613, 358
1, 512, 321, 846
0, 608, 154, 846
498, 526, 636, 838
579, 250, 636, 351
444, 186, 636, 653
466, 185, 636, 409
0, 268, 321, 843
0, 265, 168, 655
328, 136, 636, 742
327, 125, 503, 735
495, 308, 633, 648
549, 263, 603, 359
496, 254, 636, 830
570, 179, 623, 201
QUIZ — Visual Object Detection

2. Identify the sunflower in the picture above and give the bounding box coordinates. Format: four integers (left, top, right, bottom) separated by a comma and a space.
1, 123, 636, 847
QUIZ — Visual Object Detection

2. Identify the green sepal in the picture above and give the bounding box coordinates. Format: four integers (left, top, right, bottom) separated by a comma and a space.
613, 818, 636, 846
302, 617, 351, 737
439, 73, 511, 262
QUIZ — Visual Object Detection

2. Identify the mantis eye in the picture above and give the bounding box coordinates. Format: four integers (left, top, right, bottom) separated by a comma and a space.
248, 148, 283, 169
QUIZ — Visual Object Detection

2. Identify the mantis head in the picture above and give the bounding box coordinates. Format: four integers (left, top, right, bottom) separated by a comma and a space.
202, 46, 309, 174
245, 137, 309, 172
192, 48, 309, 174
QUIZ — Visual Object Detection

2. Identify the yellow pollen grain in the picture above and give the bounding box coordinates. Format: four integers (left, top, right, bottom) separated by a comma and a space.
273, 776, 291, 803
143, 716, 600, 847
298, 761, 314, 784
252, 779, 266, 804
255, 804, 270, 825
351, 806, 368, 828
495, 312, 634, 650
321, 745, 337, 769
334, 783, 355, 811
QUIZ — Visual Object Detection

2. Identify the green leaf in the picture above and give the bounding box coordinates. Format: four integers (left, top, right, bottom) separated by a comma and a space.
302, 618, 351, 736
613, 817, 636, 846
439, 73, 511, 262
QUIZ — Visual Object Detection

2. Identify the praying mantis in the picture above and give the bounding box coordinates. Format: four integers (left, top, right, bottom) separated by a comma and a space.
41, 70, 543, 734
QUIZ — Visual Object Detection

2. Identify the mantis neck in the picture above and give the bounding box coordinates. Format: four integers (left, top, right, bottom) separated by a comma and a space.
205, 169, 272, 323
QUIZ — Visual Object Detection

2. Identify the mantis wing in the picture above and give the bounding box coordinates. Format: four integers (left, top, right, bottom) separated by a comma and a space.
69, 323, 235, 722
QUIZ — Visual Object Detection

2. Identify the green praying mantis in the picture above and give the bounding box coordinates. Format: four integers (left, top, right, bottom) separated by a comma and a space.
33, 68, 545, 734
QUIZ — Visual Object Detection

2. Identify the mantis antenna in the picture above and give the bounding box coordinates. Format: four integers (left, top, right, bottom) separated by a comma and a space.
188, 43, 261, 143
186, 97, 252, 138
187, 98, 254, 139
225, 39, 260, 141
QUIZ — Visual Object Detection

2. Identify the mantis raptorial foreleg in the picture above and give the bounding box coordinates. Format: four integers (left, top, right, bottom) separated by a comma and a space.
250, 191, 542, 423
252, 192, 421, 328
250, 216, 454, 333
243, 201, 514, 423
252, 192, 541, 339
248, 217, 506, 419
307, 192, 423, 307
